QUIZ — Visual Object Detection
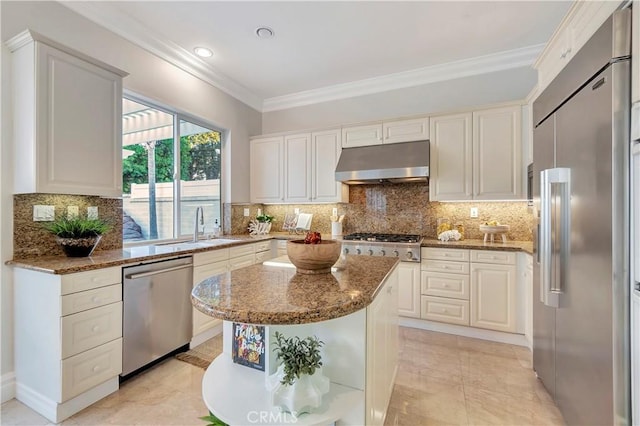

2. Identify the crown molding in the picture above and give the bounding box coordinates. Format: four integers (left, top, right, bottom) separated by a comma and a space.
263, 44, 544, 112
59, 1, 263, 111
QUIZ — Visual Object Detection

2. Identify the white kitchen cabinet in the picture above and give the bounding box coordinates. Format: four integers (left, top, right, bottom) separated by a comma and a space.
535, 1, 621, 94
429, 113, 473, 201
429, 106, 522, 201
192, 255, 227, 337
472, 106, 522, 200
398, 262, 421, 318
251, 129, 346, 204
470, 250, 517, 333
14, 266, 123, 423
250, 136, 285, 203
365, 266, 398, 426
312, 129, 348, 203
7, 30, 127, 197
341, 123, 383, 147
382, 117, 429, 144
284, 133, 312, 202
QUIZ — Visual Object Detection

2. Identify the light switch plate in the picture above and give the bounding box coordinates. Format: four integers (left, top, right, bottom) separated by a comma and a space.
67, 206, 79, 219
470, 207, 479, 218
294, 208, 300, 214
33, 205, 55, 221
87, 206, 98, 219
243, 208, 250, 217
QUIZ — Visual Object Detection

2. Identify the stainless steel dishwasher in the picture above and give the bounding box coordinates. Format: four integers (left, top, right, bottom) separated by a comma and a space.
121, 256, 193, 377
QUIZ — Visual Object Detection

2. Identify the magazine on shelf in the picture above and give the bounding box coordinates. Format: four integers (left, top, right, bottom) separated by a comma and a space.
232, 322, 266, 371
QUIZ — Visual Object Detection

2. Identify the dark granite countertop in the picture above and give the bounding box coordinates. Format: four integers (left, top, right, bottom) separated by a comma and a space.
421, 238, 533, 255
191, 255, 399, 325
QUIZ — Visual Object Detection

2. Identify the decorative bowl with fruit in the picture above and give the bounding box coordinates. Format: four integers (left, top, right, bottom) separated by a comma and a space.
287, 232, 341, 275
479, 220, 510, 243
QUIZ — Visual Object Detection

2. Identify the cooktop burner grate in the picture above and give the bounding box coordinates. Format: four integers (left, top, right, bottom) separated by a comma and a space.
342, 233, 422, 243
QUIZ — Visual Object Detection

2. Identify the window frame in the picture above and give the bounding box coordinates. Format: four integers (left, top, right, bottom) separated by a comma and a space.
123, 91, 225, 246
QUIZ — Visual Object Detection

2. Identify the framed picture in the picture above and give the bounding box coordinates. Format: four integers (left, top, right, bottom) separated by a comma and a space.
232, 323, 266, 371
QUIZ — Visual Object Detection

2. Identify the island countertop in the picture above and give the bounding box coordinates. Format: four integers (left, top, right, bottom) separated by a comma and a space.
191, 255, 399, 325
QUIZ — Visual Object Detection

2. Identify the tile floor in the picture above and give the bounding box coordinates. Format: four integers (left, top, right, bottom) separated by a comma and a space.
1, 327, 564, 425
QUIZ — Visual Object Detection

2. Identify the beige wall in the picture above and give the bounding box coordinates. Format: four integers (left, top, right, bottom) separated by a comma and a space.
0, 0, 261, 398
262, 67, 536, 134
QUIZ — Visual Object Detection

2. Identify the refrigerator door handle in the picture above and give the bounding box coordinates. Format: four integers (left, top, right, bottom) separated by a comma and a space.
540, 167, 571, 307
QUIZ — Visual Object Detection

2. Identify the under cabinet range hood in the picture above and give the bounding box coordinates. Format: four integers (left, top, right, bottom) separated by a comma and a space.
335, 140, 430, 184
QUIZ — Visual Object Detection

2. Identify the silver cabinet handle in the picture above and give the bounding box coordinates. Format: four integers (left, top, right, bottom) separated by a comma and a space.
540, 167, 570, 308
125, 264, 192, 280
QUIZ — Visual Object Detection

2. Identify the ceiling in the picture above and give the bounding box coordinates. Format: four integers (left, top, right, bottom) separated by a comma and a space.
62, 1, 572, 111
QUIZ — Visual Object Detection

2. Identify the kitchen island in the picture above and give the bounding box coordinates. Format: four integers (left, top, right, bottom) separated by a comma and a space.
191, 255, 399, 426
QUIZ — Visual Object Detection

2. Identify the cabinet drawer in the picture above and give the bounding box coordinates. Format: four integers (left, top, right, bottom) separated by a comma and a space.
421, 247, 469, 262
61, 267, 121, 295
193, 260, 228, 284
61, 284, 121, 316
421, 259, 470, 274
61, 302, 122, 358
253, 241, 272, 253
255, 250, 272, 264
421, 272, 469, 300
276, 240, 288, 249
229, 244, 255, 258
471, 250, 516, 265
421, 296, 469, 326
193, 248, 229, 266
229, 254, 255, 271
61, 338, 122, 401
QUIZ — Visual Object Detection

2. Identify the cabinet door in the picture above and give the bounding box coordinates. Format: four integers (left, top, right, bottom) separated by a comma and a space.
366, 292, 386, 426
284, 133, 312, 202
250, 137, 284, 203
472, 106, 522, 200
193, 261, 227, 336
429, 113, 473, 201
34, 43, 123, 197
470, 263, 517, 332
398, 263, 420, 318
341, 123, 382, 147
382, 117, 429, 144
312, 129, 347, 202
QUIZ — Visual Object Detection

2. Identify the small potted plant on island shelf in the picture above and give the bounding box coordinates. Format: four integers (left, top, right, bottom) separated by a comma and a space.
248, 213, 274, 235
266, 331, 330, 416
43, 215, 112, 257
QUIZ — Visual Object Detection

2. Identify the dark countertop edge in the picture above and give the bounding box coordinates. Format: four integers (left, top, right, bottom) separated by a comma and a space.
420, 239, 533, 255
6, 234, 302, 275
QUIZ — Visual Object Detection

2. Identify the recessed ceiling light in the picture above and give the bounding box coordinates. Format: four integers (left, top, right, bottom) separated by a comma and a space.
255, 27, 274, 39
193, 47, 213, 58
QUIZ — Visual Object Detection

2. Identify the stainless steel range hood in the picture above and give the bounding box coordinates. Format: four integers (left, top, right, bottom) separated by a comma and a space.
335, 140, 429, 184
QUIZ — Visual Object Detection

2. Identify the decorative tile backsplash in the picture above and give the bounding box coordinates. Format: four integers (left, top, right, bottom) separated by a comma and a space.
13, 194, 123, 258
229, 183, 534, 241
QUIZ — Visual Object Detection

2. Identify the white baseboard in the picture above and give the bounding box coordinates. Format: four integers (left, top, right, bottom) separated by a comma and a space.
1, 372, 16, 403
190, 322, 223, 348
399, 317, 529, 347
16, 377, 118, 423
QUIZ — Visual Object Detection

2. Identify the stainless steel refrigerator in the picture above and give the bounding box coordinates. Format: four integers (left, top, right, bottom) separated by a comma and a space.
532, 8, 631, 426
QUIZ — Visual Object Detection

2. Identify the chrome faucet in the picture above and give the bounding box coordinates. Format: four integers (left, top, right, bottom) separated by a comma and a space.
193, 206, 204, 242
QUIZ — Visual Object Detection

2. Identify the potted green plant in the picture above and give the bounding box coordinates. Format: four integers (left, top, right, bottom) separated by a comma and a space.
43, 216, 112, 257
266, 331, 329, 415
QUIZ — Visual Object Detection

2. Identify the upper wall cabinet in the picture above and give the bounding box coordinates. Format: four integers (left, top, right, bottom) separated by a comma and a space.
534, 2, 621, 94
429, 105, 522, 201
7, 30, 128, 198
250, 136, 285, 203
342, 117, 429, 148
251, 129, 347, 204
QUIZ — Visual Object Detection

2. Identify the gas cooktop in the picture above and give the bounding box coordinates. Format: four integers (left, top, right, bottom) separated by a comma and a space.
342, 233, 422, 243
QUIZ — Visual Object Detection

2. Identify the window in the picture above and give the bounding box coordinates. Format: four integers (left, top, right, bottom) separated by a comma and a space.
122, 96, 222, 243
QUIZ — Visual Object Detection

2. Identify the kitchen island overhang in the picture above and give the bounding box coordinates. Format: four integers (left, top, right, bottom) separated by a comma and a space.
191, 255, 400, 426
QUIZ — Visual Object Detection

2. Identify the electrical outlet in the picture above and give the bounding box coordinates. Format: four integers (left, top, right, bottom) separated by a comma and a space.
294, 208, 300, 214
87, 206, 98, 219
33, 205, 55, 221
243, 208, 250, 217
67, 206, 79, 219
332, 208, 338, 217
470, 207, 479, 218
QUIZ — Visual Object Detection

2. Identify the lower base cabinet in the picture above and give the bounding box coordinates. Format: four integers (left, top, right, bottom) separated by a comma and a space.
397, 262, 421, 318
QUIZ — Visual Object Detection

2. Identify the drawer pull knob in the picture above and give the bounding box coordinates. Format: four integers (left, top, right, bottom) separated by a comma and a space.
91, 297, 101, 303
443, 266, 448, 269
444, 284, 450, 288
92, 325, 100, 332
492, 256, 498, 259
92, 366, 101, 372
443, 309, 449, 313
